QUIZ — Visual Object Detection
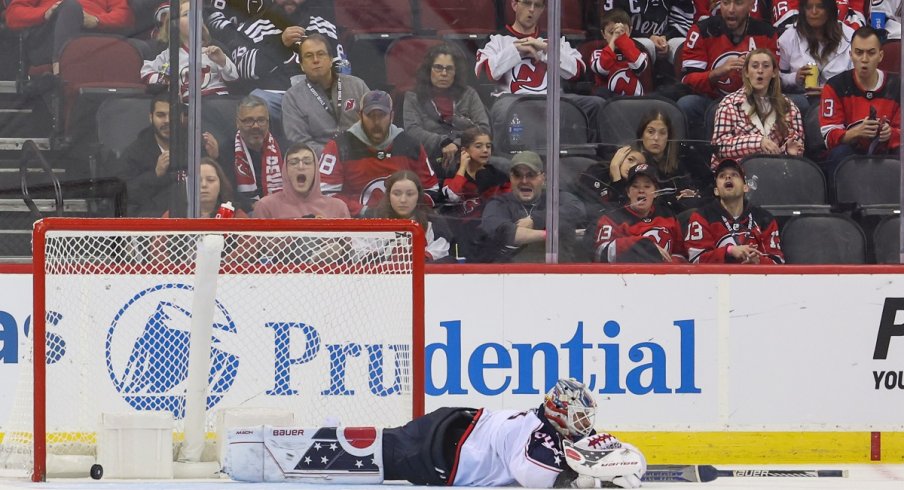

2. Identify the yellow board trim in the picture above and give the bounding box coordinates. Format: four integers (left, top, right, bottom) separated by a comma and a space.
614, 432, 904, 464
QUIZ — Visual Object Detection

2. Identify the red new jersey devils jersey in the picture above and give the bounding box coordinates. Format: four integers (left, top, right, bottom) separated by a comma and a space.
593, 205, 686, 263
684, 200, 784, 264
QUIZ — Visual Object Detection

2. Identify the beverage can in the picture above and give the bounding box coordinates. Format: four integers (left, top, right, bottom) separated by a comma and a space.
804, 62, 819, 90
215, 201, 235, 219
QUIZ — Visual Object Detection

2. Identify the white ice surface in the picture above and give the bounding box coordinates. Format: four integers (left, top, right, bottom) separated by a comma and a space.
1, 465, 903, 490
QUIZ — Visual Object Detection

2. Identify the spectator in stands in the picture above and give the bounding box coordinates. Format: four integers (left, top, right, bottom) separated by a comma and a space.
319, 90, 440, 218
440, 127, 510, 259
636, 111, 708, 212
778, 0, 854, 113
231, 96, 284, 210
870, 0, 902, 40
575, 144, 646, 220
254, 142, 350, 219
590, 164, 686, 263
820, 26, 900, 188
598, 0, 694, 83
711, 48, 805, 167
476, 0, 603, 141
475, 151, 584, 263
205, 0, 346, 141
282, 33, 369, 158
120, 93, 219, 217
685, 159, 784, 263
678, 0, 778, 141
162, 157, 248, 218
373, 170, 454, 263
590, 9, 651, 97
141, 1, 238, 100
768, 0, 866, 32
403, 43, 491, 175
5, 0, 134, 74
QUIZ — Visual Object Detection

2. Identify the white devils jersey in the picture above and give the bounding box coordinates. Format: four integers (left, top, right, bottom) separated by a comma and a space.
451, 408, 567, 488
476, 27, 584, 95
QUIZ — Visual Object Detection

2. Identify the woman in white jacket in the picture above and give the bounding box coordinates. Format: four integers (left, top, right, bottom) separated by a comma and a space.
778, 0, 854, 113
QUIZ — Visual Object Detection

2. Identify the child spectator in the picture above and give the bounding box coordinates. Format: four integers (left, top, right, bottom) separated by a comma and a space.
374, 170, 454, 263
141, 1, 238, 100
590, 9, 651, 97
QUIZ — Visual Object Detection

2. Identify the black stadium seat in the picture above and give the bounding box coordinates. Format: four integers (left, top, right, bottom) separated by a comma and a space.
782, 214, 868, 264
491, 95, 591, 156
740, 155, 831, 216
873, 215, 901, 264
834, 155, 901, 215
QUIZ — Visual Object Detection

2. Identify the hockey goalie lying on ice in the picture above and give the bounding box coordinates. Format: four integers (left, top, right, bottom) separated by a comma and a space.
224, 378, 646, 488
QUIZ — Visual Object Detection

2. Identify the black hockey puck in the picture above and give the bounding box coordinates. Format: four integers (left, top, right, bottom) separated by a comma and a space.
90, 464, 103, 480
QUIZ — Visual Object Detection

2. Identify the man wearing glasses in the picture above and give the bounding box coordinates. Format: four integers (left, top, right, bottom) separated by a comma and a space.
231, 95, 285, 210
476, 0, 603, 143
283, 33, 370, 158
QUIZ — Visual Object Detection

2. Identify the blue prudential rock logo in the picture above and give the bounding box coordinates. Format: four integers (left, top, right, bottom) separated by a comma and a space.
105, 283, 239, 419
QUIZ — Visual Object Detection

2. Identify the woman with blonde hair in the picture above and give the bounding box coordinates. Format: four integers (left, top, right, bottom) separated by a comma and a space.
711, 48, 805, 169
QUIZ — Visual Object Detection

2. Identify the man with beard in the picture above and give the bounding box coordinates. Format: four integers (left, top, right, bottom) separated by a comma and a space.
205, 0, 346, 140
677, 0, 778, 141
120, 93, 219, 217
476, 151, 585, 263
318, 90, 439, 217
684, 159, 784, 264
230, 95, 284, 210
282, 33, 370, 157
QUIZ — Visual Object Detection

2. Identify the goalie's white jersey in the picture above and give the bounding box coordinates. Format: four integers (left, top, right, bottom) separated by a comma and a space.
451, 407, 568, 488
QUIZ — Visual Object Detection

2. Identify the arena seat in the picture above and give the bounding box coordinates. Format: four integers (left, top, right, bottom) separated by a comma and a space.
873, 215, 901, 264
418, 0, 498, 39
491, 95, 591, 156
597, 96, 687, 147
782, 214, 868, 264
834, 155, 901, 215
96, 97, 152, 159
502, 0, 587, 41
740, 155, 831, 216
803, 104, 826, 161
879, 40, 901, 74
57, 35, 144, 136
335, 0, 415, 40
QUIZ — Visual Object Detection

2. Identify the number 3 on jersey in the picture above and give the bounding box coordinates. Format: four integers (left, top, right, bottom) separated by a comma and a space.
320, 154, 337, 175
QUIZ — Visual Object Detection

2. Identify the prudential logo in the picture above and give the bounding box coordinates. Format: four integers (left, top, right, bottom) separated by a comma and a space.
105, 283, 239, 418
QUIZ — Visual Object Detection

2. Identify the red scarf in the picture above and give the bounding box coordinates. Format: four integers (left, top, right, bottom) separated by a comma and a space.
234, 130, 283, 198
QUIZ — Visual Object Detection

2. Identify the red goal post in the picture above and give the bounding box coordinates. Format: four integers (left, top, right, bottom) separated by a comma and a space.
10, 217, 425, 482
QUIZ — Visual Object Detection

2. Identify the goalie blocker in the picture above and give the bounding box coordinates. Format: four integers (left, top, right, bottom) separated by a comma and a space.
225, 380, 646, 488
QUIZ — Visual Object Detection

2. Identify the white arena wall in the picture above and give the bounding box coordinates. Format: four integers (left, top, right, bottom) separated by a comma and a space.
1, 264, 903, 464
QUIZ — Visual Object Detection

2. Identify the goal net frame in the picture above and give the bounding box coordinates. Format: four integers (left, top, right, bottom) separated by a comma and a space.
24, 217, 426, 482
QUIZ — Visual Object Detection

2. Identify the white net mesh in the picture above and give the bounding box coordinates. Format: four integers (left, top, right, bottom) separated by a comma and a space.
0, 220, 422, 479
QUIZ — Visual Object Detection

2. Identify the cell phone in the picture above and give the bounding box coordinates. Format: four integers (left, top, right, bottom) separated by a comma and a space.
869, 106, 877, 120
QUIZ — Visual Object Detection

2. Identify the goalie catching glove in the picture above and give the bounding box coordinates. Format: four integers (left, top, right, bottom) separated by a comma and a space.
563, 434, 646, 489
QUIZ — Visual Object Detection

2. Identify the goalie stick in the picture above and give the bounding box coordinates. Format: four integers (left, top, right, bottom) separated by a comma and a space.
643, 465, 849, 482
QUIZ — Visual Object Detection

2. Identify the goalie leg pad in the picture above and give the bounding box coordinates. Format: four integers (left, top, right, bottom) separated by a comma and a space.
224, 425, 384, 483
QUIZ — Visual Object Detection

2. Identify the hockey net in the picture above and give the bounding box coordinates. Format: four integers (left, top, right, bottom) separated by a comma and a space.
0, 218, 425, 481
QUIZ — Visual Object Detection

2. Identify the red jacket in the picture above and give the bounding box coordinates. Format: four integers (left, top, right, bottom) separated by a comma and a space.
5, 0, 134, 30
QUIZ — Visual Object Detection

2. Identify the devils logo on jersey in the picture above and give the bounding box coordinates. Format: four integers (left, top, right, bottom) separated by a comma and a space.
510, 61, 548, 94
642, 226, 673, 252
609, 69, 644, 96
711, 51, 746, 95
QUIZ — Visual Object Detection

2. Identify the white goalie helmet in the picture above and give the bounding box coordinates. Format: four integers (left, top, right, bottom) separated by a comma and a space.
544, 378, 597, 438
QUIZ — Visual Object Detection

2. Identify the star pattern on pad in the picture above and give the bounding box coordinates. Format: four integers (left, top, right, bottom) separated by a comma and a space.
290, 428, 381, 473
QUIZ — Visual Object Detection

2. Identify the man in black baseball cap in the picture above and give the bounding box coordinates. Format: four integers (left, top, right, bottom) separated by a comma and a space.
683, 159, 785, 264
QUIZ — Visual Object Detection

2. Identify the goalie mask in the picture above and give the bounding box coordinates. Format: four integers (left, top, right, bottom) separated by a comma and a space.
544, 379, 597, 438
